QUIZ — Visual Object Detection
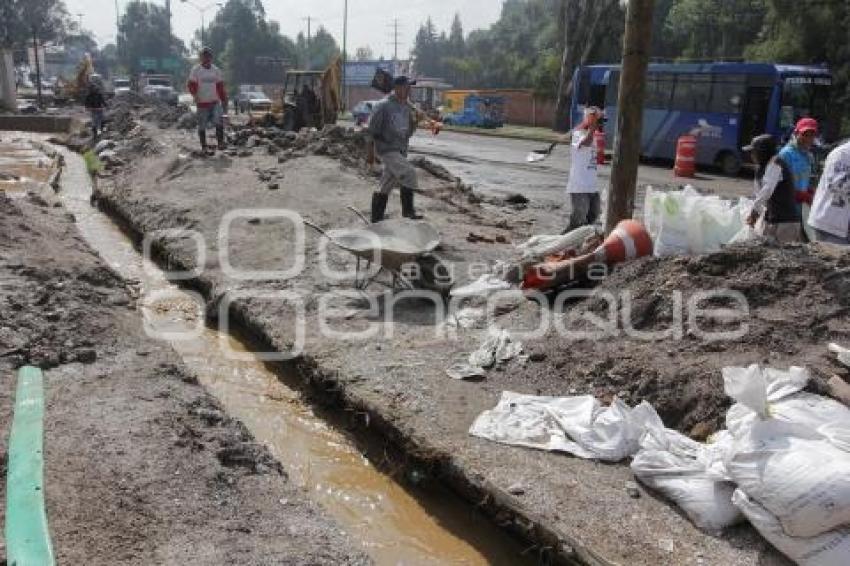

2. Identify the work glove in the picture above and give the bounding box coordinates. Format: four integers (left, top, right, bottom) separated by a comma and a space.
795, 189, 815, 205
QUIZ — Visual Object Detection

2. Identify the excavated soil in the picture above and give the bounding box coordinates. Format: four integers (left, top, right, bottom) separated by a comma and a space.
510, 243, 850, 438
0, 187, 367, 564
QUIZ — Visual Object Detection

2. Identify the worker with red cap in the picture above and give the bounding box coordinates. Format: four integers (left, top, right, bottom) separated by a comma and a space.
562, 106, 603, 233
777, 117, 819, 211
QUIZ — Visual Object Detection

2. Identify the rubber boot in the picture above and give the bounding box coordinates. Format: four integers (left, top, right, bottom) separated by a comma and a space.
198, 130, 208, 153
400, 187, 423, 220
215, 126, 226, 150
371, 192, 389, 223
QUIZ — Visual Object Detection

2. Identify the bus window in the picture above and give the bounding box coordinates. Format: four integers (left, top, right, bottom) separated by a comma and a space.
606, 71, 620, 107
709, 77, 746, 114
782, 78, 830, 122
672, 74, 711, 112
645, 73, 674, 109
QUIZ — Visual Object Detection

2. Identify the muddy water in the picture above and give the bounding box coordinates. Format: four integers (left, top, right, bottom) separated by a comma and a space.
42, 140, 533, 565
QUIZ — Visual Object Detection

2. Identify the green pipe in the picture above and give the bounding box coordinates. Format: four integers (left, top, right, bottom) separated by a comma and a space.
5, 366, 54, 566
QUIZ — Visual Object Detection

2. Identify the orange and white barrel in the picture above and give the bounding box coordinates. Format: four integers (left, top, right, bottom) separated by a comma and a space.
594, 130, 606, 165
592, 220, 653, 265
674, 134, 697, 177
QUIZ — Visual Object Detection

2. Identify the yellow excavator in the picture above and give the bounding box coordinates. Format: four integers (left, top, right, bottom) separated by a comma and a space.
279, 56, 342, 131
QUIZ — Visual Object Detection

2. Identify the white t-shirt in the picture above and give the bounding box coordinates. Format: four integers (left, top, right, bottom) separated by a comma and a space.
566, 129, 598, 193
189, 64, 224, 105
809, 141, 850, 238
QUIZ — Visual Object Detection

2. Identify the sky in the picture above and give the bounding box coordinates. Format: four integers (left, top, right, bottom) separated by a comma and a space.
64, 0, 504, 59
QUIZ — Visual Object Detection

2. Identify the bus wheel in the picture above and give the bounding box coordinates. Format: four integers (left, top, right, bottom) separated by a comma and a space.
717, 151, 742, 176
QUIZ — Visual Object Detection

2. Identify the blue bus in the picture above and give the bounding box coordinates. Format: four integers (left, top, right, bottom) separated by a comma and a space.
570, 63, 834, 175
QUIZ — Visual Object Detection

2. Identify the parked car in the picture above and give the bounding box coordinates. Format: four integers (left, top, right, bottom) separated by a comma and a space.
112, 77, 132, 97
140, 74, 178, 105
237, 91, 273, 114
352, 100, 379, 126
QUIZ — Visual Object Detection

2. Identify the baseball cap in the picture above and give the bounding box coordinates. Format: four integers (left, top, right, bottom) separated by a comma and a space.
393, 75, 417, 87
742, 133, 775, 153
794, 117, 819, 135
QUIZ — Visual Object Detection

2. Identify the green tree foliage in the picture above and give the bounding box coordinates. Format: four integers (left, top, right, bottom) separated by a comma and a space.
203, 0, 298, 88
118, 1, 185, 75
411, 2, 622, 97
303, 26, 340, 70
663, 0, 766, 60
0, 0, 67, 48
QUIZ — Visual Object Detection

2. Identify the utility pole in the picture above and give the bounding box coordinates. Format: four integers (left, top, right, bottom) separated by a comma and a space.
76, 13, 84, 33
165, 0, 172, 54
342, 0, 348, 110
303, 16, 312, 69
390, 18, 400, 62
32, 29, 42, 107
605, 0, 654, 233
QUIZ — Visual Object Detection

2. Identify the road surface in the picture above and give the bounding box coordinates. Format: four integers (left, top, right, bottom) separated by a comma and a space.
410, 130, 754, 207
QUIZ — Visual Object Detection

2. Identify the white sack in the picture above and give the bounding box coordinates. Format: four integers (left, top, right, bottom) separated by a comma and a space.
723, 365, 850, 538
450, 274, 513, 298
644, 186, 752, 257
733, 490, 850, 566
515, 225, 599, 260
469, 391, 662, 461
631, 423, 742, 533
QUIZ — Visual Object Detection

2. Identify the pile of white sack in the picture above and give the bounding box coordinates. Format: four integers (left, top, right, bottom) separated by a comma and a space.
644, 186, 753, 256
470, 364, 850, 564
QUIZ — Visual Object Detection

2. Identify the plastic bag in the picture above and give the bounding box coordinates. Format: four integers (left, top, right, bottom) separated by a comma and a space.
631, 422, 742, 533
723, 365, 850, 538
469, 391, 663, 461
644, 186, 752, 256
733, 490, 850, 566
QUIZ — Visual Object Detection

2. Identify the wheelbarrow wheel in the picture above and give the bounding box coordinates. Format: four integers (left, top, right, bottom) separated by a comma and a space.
415, 254, 453, 296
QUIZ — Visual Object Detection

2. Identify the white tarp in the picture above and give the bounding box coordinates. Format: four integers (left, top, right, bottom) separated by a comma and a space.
631, 422, 743, 533
469, 391, 663, 461
644, 186, 752, 257
446, 327, 523, 380
723, 365, 850, 538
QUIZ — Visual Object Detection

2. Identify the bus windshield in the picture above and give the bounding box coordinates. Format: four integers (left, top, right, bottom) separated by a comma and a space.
781, 76, 831, 130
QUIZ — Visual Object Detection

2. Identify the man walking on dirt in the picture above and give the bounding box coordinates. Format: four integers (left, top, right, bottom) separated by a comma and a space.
563, 107, 603, 233
366, 76, 422, 222
187, 47, 228, 154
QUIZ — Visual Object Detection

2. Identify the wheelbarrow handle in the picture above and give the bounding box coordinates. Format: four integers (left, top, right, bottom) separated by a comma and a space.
346, 206, 370, 225
302, 219, 330, 238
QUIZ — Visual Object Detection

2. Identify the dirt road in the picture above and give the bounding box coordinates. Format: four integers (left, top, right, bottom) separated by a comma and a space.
409, 130, 754, 206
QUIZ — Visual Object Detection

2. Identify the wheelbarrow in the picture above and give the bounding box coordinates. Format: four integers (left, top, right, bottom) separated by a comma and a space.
304, 208, 453, 295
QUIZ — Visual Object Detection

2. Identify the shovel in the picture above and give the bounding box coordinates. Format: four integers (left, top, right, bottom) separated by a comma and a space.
526, 142, 558, 163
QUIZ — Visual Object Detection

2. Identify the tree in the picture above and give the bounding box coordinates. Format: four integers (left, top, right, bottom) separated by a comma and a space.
0, 0, 67, 49
664, 0, 766, 60
305, 26, 339, 69
355, 46, 374, 61
553, 0, 623, 130
204, 0, 297, 88
118, 1, 185, 76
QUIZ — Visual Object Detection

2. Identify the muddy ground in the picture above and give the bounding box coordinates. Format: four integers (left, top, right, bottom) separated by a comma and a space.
71, 109, 847, 564
0, 180, 367, 563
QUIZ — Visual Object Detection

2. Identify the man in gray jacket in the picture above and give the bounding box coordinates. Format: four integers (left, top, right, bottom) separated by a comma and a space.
366, 76, 422, 222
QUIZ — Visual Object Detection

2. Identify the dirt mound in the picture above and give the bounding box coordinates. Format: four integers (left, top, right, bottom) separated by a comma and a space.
514, 242, 850, 439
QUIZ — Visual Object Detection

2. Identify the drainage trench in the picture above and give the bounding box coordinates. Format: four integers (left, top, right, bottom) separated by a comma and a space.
37, 138, 533, 565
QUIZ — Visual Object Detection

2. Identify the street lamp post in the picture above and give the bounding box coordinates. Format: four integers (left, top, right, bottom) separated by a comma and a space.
180, 0, 223, 47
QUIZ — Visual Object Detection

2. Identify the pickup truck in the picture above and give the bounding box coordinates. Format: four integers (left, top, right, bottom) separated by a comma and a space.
140, 74, 178, 105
